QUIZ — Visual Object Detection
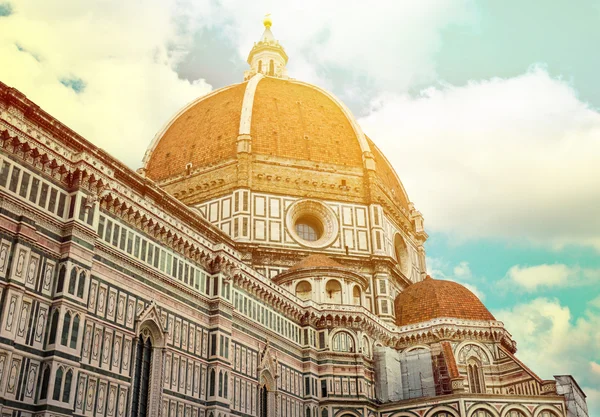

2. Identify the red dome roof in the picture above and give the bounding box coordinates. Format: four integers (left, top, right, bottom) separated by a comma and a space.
288, 254, 345, 272
142, 77, 411, 214
394, 276, 495, 326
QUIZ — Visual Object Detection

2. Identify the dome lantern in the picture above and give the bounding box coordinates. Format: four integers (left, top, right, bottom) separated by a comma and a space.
245, 15, 289, 80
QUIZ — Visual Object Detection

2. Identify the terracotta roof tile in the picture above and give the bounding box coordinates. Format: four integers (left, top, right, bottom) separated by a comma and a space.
251, 77, 363, 166
441, 341, 460, 379
146, 83, 246, 181
288, 254, 345, 272
144, 77, 411, 213
394, 276, 495, 326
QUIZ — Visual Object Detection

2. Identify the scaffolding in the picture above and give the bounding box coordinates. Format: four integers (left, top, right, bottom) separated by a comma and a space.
555, 375, 589, 417
399, 349, 436, 399
374, 346, 453, 403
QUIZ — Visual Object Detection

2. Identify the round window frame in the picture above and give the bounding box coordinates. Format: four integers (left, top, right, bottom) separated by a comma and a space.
286, 200, 339, 248
294, 215, 323, 242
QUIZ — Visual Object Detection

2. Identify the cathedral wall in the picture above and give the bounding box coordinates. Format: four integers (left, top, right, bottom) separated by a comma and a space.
194, 190, 374, 259
0, 83, 572, 417
0, 148, 380, 416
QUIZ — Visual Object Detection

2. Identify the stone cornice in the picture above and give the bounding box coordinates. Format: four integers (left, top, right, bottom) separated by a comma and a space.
0, 82, 241, 266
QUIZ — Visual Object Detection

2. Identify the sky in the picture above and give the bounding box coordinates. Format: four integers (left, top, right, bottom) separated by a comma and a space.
1, 0, 599, 413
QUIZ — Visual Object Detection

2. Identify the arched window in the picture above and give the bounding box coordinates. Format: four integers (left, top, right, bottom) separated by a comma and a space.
306, 407, 312, 417
47, 310, 59, 345
324, 280, 342, 304
331, 331, 354, 353
62, 369, 73, 403
61, 312, 71, 346
223, 372, 228, 398
258, 60, 262, 73
209, 369, 216, 397
321, 409, 329, 417
472, 409, 494, 417
269, 59, 274, 76
68, 267, 77, 294
52, 367, 63, 400
352, 286, 361, 305
70, 315, 80, 349
55, 265, 66, 293
131, 335, 152, 417
295, 281, 312, 301
38, 366, 50, 400
362, 336, 371, 358
77, 271, 86, 298
218, 370, 223, 397
259, 384, 268, 417
467, 359, 485, 394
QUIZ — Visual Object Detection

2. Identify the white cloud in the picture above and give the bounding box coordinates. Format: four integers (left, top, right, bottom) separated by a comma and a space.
198, 0, 473, 93
360, 67, 600, 250
0, 0, 212, 167
495, 298, 600, 416
0, 0, 476, 168
502, 263, 600, 291
453, 261, 472, 280
427, 258, 485, 300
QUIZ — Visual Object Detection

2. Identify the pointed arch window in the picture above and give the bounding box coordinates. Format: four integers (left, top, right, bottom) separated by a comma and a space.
218, 370, 223, 397
47, 310, 59, 345
62, 369, 73, 403
70, 315, 80, 349
68, 267, 77, 294
467, 359, 485, 394
52, 367, 63, 400
61, 312, 72, 346
131, 335, 152, 417
56, 265, 66, 293
38, 366, 50, 400
209, 368, 216, 397
77, 270, 86, 298
259, 384, 268, 417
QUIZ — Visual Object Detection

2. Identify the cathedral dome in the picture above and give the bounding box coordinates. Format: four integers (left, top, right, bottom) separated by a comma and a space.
145, 77, 365, 178
141, 18, 422, 238
142, 76, 411, 213
394, 276, 495, 326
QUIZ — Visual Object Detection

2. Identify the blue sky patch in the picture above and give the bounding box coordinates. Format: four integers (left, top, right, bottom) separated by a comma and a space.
60, 76, 86, 93
0, 2, 12, 17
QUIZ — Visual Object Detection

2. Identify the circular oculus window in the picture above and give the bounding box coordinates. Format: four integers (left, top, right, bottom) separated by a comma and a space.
286, 200, 338, 248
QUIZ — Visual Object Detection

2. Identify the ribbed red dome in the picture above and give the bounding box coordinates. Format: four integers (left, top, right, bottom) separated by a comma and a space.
394, 276, 495, 326
142, 77, 411, 213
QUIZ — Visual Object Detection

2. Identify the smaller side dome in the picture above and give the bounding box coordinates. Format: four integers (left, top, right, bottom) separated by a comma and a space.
394, 276, 495, 326
287, 254, 345, 272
